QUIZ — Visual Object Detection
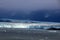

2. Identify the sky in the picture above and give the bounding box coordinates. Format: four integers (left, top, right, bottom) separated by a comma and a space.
0, 0, 59, 10
0, 0, 60, 22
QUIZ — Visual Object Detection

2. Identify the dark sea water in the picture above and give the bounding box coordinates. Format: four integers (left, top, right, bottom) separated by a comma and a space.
0, 28, 60, 40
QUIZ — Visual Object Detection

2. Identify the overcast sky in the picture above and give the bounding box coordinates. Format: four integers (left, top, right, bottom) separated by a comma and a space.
0, 0, 59, 10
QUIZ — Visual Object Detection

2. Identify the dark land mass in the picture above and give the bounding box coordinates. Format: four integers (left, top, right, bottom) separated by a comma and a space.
0, 9, 60, 22
47, 28, 60, 30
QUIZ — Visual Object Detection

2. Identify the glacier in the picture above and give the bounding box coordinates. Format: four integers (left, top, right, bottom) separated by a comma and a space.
0, 19, 60, 30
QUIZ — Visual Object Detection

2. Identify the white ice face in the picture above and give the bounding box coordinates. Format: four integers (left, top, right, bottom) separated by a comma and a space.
0, 23, 29, 28
0, 19, 60, 29
0, 22, 60, 29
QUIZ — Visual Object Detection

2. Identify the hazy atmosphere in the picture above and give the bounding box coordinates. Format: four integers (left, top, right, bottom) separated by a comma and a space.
0, 0, 60, 22
0, 0, 59, 10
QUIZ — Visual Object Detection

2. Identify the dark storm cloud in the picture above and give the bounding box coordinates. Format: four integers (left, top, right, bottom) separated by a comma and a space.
0, 0, 58, 10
